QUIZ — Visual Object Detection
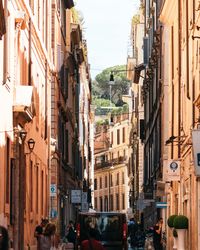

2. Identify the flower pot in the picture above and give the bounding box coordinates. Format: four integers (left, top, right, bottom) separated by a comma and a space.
173, 236, 178, 249
176, 229, 186, 250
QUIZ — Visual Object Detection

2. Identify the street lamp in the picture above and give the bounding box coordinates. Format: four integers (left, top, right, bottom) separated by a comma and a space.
108, 78, 115, 107
109, 64, 145, 85
27, 138, 35, 152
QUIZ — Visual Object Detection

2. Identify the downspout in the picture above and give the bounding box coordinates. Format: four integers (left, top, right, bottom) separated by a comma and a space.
28, 18, 32, 86
178, 0, 181, 158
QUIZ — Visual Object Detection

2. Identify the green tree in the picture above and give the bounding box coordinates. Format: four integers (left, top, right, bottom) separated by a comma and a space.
92, 65, 130, 104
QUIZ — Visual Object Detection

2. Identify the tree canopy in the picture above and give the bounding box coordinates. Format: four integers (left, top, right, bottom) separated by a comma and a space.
92, 65, 131, 104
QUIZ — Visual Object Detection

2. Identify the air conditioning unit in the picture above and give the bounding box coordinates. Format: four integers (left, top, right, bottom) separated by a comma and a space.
163, 159, 180, 182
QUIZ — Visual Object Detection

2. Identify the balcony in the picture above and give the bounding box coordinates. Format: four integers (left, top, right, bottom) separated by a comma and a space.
94, 156, 127, 170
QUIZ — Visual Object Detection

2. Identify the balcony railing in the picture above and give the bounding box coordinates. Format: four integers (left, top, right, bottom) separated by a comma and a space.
95, 156, 127, 169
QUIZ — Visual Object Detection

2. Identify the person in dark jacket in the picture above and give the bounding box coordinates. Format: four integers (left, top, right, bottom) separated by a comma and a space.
153, 218, 163, 250
66, 220, 76, 245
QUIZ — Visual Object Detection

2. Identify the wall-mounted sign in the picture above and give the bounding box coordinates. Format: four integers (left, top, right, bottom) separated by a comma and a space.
156, 181, 166, 197
50, 184, 57, 197
71, 190, 81, 203
163, 160, 180, 182
192, 130, 200, 176
156, 202, 167, 209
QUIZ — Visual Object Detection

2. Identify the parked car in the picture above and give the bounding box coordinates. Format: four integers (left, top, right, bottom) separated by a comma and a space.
75, 211, 128, 250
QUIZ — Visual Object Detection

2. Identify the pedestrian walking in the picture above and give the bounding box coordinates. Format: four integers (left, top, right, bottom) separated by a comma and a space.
65, 220, 76, 245
39, 223, 59, 250
0, 225, 9, 250
153, 218, 163, 250
34, 218, 49, 250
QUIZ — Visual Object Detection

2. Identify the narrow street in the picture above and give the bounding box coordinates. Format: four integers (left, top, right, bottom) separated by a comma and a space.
0, 0, 199, 249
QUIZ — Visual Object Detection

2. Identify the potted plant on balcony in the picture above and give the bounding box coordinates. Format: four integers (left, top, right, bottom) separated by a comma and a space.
167, 215, 177, 249
173, 215, 188, 250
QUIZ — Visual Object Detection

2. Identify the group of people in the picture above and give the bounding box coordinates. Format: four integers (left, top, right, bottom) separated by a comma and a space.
128, 217, 164, 250
64, 220, 105, 250
35, 219, 78, 250
34, 219, 59, 250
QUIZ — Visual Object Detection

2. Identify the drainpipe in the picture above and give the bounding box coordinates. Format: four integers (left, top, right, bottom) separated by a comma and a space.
28, 18, 32, 86
178, 0, 181, 158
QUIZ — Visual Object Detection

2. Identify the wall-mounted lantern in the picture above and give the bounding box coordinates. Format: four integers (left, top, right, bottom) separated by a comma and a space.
27, 138, 35, 152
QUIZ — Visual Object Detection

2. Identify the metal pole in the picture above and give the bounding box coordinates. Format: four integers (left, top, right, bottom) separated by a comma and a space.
109, 84, 111, 107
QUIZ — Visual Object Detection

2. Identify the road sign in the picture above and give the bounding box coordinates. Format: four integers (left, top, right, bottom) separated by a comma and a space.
82, 192, 88, 203
156, 202, 167, 208
71, 190, 81, 203
81, 202, 89, 211
50, 184, 56, 197
50, 209, 58, 218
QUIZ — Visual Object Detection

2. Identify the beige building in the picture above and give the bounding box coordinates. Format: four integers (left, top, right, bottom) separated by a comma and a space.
159, 0, 200, 249
94, 114, 130, 213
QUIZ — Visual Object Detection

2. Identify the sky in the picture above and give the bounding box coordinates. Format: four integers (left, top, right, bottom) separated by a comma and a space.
75, 0, 140, 79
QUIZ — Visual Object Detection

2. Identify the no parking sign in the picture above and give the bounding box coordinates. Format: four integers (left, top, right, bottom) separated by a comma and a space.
50, 184, 57, 197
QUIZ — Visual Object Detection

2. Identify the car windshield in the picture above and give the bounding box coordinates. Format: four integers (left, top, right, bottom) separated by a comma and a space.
80, 214, 122, 242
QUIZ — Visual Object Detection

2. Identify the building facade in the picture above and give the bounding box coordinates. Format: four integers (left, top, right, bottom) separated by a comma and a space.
160, 0, 200, 249
0, 0, 92, 248
126, 6, 145, 223
93, 114, 130, 213
141, 0, 164, 229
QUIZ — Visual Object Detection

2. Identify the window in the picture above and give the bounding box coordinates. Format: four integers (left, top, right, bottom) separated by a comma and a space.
30, 161, 33, 211
116, 194, 119, 210
36, 166, 39, 213
6, 137, 10, 203
41, 170, 44, 214
65, 129, 69, 162
100, 177, 102, 189
105, 175, 108, 188
122, 172, 125, 184
100, 197, 103, 211
110, 195, 113, 211
122, 127, 125, 143
110, 174, 113, 187
104, 196, 108, 211
122, 193, 125, 209
117, 129, 120, 144
94, 197, 97, 209
10, 159, 15, 225
116, 173, 119, 185
94, 178, 97, 190
111, 132, 113, 145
